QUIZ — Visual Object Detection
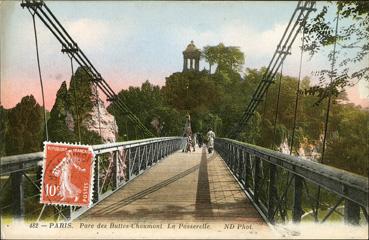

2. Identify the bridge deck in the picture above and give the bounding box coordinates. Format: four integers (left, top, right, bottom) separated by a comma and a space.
75, 147, 273, 238
79, 147, 265, 222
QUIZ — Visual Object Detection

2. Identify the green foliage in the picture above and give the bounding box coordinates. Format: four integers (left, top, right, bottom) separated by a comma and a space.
202, 43, 245, 74
241, 69, 368, 176
48, 81, 77, 143
109, 80, 184, 139
324, 103, 369, 176
0, 106, 8, 157
163, 71, 221, 113
4, 95, 44, 155
303, 1, 369, 100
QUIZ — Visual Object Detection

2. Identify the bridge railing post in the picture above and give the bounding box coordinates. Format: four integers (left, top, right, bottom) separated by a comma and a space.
128, 149, 132, 180
11, 171, 25, 218
161, 141, 163, 156
145, 144, 152, 169
234, 146, 237, 171
160, 142, 163, 159
238, 148, 243, 180
225, 143, 228, 162
344, 198, 361, 225
137, 146, 141, 174
93, 155, 100, 203
254, 156, 261, 203
157, 142, 160, 161
165, 141, 168, 156
228, 143, 231, 163
153, 142, 156, 163
162, 142, 165, 157
235, 147, 239, 175
292, 175, 303, 223
232, 145, 236, 168
231, 146, 235, 171
244, 152, 250, 188
268, 164, 277, 222
150, 143, 153, 164
114, 150, 119, 189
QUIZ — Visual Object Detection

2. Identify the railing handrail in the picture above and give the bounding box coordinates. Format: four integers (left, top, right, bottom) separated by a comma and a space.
92, 137, 182, 151
0, 137, 183, 175
216, 138, 368, 208
0, 152, 44, 166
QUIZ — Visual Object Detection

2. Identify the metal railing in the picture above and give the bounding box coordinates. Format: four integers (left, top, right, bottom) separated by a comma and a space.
215, 138, 368, 225
0, 137, 185, 221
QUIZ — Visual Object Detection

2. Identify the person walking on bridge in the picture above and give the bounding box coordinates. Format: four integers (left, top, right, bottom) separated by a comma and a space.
207, 128, 215, 154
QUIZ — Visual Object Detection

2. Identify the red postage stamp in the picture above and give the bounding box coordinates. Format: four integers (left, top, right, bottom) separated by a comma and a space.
40, 142, 95, 207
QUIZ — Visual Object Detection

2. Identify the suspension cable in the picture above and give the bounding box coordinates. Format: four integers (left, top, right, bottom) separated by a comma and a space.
315, 9, 340, 222
262, 89, 269, 118
272, 63, 284, 150
289, 26, 306, 155
95, 86, 103, 142
21, 1, 155, 138
228, 1, 316, 138
125, 118, 129, 141
321, 12, 339, 165
69, 56, 81, 142
30, 11, 49, 141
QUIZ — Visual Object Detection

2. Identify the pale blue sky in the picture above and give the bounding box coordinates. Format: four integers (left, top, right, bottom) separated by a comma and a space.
1, 1, 368, 109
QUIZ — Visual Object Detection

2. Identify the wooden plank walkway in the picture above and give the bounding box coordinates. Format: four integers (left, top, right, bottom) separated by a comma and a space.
73, 147, 274, 239
79, 147, 266, 222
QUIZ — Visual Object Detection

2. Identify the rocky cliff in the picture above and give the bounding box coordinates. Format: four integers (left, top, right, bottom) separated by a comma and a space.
48, 66, 118, 144
279, 137, 321, 161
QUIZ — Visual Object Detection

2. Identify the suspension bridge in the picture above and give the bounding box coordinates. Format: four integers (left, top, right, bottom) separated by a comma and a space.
1, 1, 368, 238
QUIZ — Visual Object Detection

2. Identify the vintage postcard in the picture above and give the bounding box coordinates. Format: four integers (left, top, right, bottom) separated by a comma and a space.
0, 0, 368, 239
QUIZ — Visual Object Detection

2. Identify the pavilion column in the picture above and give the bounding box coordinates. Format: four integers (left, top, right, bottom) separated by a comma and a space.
195, 58, 199, 71
183, 56, 187, 71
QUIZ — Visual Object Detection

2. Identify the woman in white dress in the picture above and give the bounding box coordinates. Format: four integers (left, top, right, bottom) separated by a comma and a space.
207, 128, 215, 154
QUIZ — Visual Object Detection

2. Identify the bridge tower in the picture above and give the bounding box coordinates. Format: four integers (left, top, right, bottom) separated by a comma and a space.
182, 41, 201, 72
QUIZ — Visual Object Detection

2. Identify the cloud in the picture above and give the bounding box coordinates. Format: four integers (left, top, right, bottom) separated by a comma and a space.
64, 18, 135, 51
221, 20, 288, 57
55, 73, 63, 80
65, 19, 113, 49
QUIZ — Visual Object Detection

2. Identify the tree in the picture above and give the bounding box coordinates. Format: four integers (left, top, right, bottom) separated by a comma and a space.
48, 81, 78, 143
109, 80, 184, 139
303, 1, 369, 101
0, 106, 8, 157
324, 103, 369, 176
5, 95, 44, 155
202, 43, 245, 74
163, 71, 221, 114
202, 46, 217, 74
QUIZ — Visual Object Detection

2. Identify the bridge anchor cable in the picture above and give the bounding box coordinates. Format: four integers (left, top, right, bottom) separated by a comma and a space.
21, 0, 155, 139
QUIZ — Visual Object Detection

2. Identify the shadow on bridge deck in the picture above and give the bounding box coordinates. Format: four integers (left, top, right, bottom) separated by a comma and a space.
78, 147, 266, 223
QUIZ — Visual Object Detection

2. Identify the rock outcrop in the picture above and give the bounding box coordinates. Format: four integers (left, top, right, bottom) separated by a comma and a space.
279, 138, 320, 161
82, 87, 118, 143
48, 66, 118, 144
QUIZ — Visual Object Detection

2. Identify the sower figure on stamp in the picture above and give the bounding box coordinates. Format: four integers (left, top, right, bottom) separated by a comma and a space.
52, 150, 86, 202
